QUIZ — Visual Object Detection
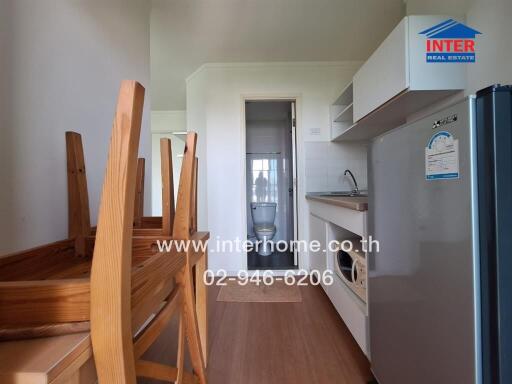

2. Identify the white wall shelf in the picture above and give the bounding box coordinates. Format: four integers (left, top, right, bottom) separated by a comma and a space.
334, 89, 460, 141
333, 103, 353, 123
330, 81, 354, 140
331, 123, 356, 142
333, 82, 353, 106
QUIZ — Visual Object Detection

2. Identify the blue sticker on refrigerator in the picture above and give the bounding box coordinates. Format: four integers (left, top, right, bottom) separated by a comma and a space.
425, 131, 459, 180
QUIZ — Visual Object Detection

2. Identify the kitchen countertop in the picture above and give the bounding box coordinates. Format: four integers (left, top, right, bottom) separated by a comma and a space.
306, 194, 368, 211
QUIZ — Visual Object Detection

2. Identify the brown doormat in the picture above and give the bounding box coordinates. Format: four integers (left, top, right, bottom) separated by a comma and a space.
217, 279, 302, 303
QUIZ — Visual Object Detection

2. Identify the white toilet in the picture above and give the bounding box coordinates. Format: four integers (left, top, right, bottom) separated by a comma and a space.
250, 202, 277, 256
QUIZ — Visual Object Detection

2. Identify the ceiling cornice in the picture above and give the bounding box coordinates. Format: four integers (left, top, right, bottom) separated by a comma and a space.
186, 61, 363, 83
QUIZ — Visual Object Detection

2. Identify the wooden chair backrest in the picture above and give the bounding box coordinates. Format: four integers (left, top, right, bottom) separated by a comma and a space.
90, 80, 144, 383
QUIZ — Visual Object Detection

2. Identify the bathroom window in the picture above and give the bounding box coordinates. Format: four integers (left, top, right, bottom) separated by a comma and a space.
250, 158, 278, 203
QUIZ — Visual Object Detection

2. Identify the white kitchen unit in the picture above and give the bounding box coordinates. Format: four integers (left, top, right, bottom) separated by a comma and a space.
336, 15, 466, 141
307, 195, 369, 356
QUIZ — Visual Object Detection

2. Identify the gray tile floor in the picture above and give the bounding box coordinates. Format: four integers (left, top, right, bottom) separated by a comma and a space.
247, 250, 296, 270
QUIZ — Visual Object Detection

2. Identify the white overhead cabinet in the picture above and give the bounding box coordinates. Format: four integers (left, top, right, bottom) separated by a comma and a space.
353, 18, 409, 123
337, 15, 466, 141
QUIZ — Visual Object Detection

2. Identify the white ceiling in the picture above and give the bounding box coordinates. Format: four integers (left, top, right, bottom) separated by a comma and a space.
150, 0, 405, 110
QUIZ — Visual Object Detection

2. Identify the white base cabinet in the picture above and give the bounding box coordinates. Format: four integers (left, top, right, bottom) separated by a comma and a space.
326, 273, 369, 355
308, 214, 328, 291
308, 201, 370, 356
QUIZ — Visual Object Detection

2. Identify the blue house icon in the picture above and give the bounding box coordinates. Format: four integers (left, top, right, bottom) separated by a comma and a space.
419, 19, 481, 39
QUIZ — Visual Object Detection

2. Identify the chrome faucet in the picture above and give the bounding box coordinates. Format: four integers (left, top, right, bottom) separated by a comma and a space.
344, 169, 359, 195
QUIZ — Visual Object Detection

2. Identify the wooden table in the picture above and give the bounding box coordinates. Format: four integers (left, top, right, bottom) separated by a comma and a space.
0, 332, 96, 384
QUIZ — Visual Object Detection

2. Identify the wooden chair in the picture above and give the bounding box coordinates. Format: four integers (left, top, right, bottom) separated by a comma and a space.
66, 128, 207, 368
0, 81, 208, 383
91, 80, 207, 383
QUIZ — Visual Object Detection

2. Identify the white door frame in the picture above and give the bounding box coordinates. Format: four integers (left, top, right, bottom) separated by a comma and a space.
240, 94, 304, 272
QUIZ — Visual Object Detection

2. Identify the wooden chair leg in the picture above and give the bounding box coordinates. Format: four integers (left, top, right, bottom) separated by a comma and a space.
195, 251, 208, 366
161, 138, 175, 236
133, 158, 145, 228
133, 286, 201, 384
66, 131, 91, 257
176, 311, 186, 384
178, 263, 207, 384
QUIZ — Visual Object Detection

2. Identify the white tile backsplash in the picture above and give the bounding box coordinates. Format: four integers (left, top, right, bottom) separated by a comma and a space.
304, 142, 329, 160
304, 141, 367, 192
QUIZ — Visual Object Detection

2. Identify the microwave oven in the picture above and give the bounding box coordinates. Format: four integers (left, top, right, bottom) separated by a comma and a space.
333, 242, 367, 303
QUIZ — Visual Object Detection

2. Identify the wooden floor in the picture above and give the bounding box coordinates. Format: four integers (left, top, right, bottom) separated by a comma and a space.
140, 282, 374, 384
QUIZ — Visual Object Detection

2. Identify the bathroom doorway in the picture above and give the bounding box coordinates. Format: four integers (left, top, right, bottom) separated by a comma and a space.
245, 100, 297, 270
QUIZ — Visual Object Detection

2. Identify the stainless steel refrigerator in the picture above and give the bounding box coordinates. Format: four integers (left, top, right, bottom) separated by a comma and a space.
368, 85, 512, 384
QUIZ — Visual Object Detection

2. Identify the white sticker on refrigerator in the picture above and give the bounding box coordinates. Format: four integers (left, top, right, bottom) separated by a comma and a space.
425, 131, 459, 180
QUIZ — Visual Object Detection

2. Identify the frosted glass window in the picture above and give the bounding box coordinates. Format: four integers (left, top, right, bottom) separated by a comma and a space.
250, 158, 278, 203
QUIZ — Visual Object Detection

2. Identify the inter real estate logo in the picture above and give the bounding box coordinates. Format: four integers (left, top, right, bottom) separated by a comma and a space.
419, 19, 481, 63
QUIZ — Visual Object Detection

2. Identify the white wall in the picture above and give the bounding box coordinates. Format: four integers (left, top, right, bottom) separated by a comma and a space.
405, 0, 468, 18
186, 62, 364, 273
0, 0, 151, 254
186, 69, 209, 231
466, 0, 512, 93
0, 1, 13, 253
150, 111, 187, 215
